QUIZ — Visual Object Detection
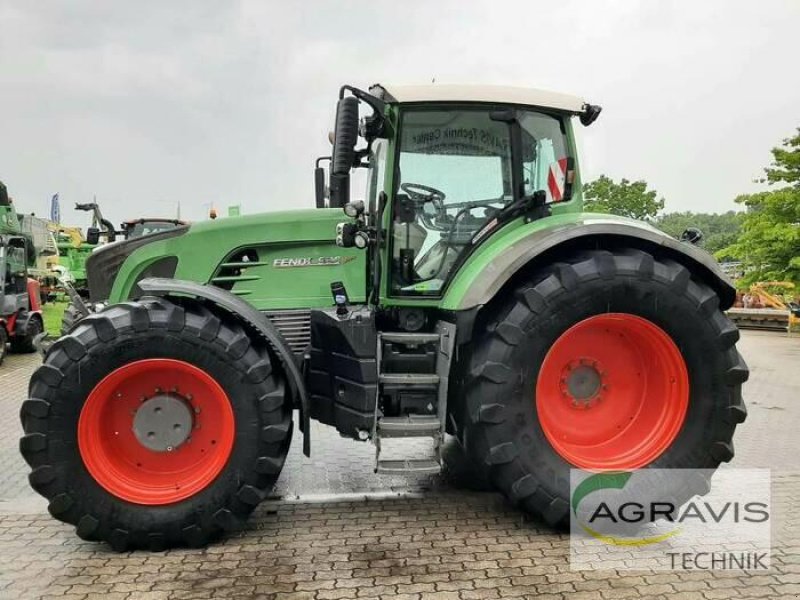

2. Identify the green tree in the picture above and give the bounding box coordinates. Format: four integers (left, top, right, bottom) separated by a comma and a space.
656, 211, 744, 255
719, 129, 800, 285
583, 175, 665, 220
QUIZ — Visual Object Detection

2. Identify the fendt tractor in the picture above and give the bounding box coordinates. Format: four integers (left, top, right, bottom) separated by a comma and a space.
20, 84, 748, 550
0, 181, 44, 365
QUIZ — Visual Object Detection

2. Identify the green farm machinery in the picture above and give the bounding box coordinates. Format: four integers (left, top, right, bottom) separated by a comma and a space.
21, 84, 748, 549
0, 181, 44, 365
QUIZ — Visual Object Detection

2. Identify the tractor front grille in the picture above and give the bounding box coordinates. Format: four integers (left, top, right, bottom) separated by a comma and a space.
263, 309, 312, 355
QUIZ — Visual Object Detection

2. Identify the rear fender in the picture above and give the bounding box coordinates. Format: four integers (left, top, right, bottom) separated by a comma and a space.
137, 278, 311, 456
13, 310, 43, 336
443, 216, 736, 313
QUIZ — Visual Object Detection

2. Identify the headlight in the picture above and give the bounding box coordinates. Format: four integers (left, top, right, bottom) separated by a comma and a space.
343, 200, 364, 218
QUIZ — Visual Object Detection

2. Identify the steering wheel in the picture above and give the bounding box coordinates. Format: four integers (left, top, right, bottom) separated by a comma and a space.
400, 182, 447, 227
401, 182, 446, 204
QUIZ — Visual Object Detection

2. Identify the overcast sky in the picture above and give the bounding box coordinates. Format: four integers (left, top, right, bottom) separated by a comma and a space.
1, 1, 798, 227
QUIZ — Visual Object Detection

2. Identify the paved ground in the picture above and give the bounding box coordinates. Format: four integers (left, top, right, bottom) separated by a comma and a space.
0, 330, 799, 599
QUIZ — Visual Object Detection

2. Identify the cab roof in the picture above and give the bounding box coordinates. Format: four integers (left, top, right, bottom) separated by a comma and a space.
371, 84, 587, 114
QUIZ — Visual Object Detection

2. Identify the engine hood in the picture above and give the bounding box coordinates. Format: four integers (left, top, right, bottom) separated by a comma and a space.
102, 208, 366, 310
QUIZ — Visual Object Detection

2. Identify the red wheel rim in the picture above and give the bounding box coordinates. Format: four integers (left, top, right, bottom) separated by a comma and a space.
536, 313, 689, 471
78, 359, 235, 505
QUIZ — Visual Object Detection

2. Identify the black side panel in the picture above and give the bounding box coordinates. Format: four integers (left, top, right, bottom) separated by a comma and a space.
86, 226, 188, 301
130, 257, 178, 299
309, 307, 377, 440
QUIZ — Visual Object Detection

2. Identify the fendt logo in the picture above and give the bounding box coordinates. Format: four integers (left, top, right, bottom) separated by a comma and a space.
272, 256, 356, 268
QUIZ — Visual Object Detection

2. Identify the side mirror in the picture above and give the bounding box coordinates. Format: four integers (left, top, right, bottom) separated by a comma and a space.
314, 156, 330, 209
314, 167, 327, 208
329, 96, 359, 208
85, 227, 100, 245
580, 104, 602, 126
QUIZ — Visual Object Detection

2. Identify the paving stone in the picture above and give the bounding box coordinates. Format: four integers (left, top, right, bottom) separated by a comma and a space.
0, 332, 797, 600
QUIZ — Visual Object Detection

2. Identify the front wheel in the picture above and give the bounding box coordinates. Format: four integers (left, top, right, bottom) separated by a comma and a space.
10, 314, 42, 354
462, 249, 748, 527
20, 297, 293, 550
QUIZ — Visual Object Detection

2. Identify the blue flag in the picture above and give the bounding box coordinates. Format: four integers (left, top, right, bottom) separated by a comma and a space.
50, 193, 60, 224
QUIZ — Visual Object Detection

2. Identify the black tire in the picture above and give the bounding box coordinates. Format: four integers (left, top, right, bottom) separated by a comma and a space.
0, 326, 7, 365
60, 300, 82, 337
20, 296, 293, 550
10, 314, 42, 354
461, 248, 748, 527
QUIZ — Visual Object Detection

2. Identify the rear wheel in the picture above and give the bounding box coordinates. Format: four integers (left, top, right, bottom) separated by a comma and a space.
20, 297, 293, 550
462, 249, 748, 527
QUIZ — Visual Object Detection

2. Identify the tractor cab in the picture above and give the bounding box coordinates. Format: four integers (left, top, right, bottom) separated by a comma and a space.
0, 234, 43, 364
319, 84, 599, 302
1, 237, 29, 310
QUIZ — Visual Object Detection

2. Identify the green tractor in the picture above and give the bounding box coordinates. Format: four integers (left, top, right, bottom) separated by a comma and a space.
20, 84, 748, 550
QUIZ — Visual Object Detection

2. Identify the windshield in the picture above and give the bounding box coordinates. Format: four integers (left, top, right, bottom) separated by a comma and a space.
391, 106, 568, 296
126, 221, 178, 239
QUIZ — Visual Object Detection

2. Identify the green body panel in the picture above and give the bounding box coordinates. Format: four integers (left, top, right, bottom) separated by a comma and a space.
108, 209, 367, 309
58, 243, 94, 284
440, 211, 654, 310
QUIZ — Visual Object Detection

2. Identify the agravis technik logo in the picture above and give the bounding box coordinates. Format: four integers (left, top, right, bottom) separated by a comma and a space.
569, 469, 771, 571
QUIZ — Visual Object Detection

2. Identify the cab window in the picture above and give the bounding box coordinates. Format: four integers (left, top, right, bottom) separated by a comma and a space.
392, 108, 512, 296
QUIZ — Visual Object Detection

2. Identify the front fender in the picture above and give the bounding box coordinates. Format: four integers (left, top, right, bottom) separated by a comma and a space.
137, 278, 311, 456
442, 213, 736, 311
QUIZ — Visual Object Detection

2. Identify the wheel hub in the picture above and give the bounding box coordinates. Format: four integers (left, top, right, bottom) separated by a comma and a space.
560, 359, 607, 408
132, 394, 193, 452
566, 365, 601, 400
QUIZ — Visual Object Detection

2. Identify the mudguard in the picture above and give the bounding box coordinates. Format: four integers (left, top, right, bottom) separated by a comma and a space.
13, 309, 43, 337
137, 278, 311, 456
442, 214, 736, 312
